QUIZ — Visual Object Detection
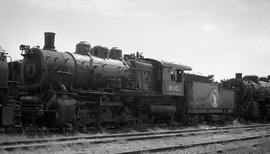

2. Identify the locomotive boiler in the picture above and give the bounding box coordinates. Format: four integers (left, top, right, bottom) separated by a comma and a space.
20, 32, 192, 127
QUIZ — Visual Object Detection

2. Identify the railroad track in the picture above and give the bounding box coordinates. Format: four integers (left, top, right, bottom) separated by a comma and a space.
116, 134, 269, 154
1, 123, 270, 151
200, 144, 262, 154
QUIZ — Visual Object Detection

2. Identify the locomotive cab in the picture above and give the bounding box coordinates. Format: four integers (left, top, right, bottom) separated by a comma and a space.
142, 59, 192, 96
162, 65, 186, 96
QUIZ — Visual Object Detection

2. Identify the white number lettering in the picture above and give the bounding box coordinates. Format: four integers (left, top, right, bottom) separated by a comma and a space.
168, 85, 180, 92
169, 85, 173, 91
175, 86, 179, 91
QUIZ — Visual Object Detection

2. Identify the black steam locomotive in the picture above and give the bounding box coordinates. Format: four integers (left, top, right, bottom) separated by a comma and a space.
0, 32, 269, 129
19, 32, 193, 127
221, 73, 270, 121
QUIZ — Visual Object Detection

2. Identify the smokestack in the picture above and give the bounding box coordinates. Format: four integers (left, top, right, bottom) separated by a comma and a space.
43, 32, 55, 50
235, 73, 242, 79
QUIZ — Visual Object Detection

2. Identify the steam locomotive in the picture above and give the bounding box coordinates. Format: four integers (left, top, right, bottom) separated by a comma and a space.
19, 32, 194, 127
221, 73, 270, 121
0, 32, 269, 129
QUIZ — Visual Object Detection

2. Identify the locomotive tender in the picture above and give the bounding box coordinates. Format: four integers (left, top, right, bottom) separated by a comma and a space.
184, 74, 235, 122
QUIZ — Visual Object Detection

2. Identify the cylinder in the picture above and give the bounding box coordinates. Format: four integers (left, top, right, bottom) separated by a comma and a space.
43, 32, 55, 50
235, 73, 242, 80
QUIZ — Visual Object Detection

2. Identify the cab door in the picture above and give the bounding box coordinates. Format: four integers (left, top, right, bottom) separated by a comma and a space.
162, 67, 184, 96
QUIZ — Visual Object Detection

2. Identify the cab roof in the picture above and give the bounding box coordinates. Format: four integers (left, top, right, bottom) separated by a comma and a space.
144, 58, 192, 71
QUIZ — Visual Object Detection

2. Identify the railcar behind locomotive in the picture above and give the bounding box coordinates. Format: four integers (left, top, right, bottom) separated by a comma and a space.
221, 73, 270, 121
20, 32, 192, 127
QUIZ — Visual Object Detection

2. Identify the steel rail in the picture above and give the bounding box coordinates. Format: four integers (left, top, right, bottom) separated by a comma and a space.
116, 134, 270, 154
0, 123, 270, 151
199, 144, 262, 154
1, 123, 269, 147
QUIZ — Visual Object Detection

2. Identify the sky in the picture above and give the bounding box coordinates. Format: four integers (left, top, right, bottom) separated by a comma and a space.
0, 0, 270, 81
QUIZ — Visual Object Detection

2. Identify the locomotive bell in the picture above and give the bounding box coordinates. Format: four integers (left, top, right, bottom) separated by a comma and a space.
43, 32, 55, 51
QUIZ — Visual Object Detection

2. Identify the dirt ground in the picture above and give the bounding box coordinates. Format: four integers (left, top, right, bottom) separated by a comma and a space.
0, 123, 269, 154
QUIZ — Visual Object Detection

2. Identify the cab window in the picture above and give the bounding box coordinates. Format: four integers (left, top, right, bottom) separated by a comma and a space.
170, 71, 175, 81
176, 70, 183, 82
